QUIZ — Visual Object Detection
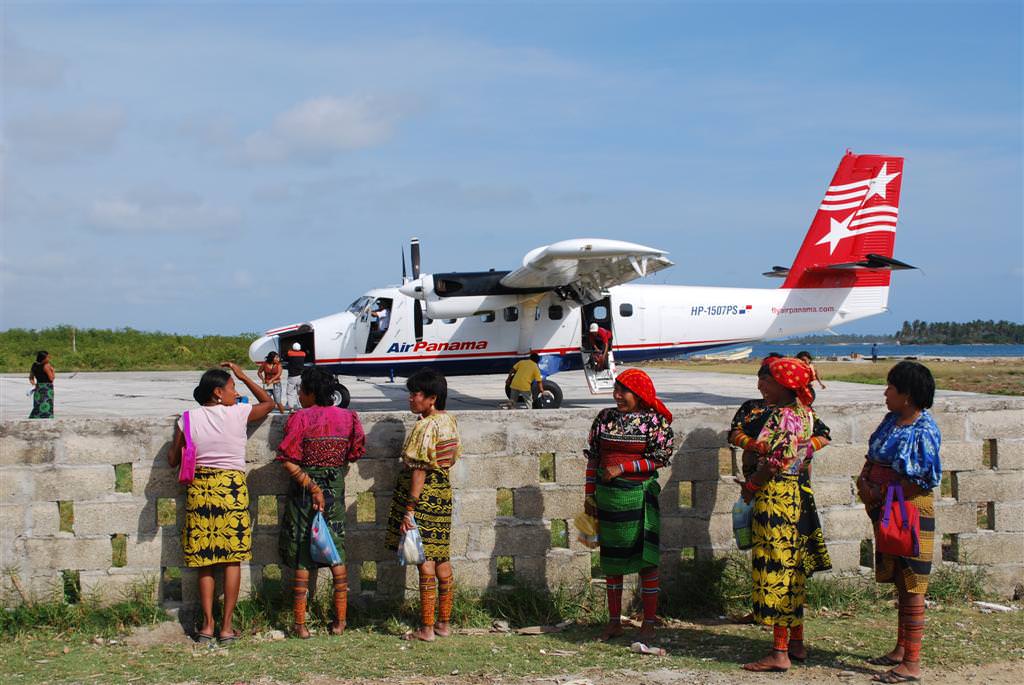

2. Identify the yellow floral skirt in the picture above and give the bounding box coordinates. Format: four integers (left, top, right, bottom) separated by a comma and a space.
182, 467, 252, 567
751, 474, 805, 628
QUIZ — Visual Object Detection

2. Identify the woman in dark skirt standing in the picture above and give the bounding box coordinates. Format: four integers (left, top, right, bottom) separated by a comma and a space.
277, 367, 365, 638
29, 351, 55, 418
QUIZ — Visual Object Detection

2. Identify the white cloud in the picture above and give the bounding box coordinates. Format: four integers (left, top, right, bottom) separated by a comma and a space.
1, 32, 67, 90
4, 107, 125, 162
88, 190, 240, 234
238, 95, 415, 163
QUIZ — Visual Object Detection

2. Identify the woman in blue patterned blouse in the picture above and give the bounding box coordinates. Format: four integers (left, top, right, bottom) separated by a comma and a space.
857, 361, 942, 684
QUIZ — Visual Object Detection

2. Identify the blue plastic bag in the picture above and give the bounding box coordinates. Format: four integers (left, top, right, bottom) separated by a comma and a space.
310, 511, 342, 566
732, 497, 754, 551
397, 517, 426, 567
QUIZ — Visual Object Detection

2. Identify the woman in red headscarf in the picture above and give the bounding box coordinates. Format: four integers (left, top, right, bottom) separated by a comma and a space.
583, 368, 673, 642
738, 357, 816, 673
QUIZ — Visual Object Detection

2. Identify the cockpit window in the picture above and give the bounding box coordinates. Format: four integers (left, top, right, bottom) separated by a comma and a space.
347, 296, 371, 315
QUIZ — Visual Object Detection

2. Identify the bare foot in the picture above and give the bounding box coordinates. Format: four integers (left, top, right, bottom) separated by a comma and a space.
598, 622, 624, 642
635, 623, 656, 641
788, 639, 807, 662
328, 620, 346, 636
291, 624, 311, 640
402, 626, 435, 642
434, 622, 451, 637
742, 650, 790, 672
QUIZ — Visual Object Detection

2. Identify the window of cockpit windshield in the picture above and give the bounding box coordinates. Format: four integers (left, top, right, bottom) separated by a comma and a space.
347, 297, 371, 315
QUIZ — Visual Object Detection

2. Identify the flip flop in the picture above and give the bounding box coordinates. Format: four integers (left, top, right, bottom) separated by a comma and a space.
195, 633, 215, 645
871, 670, 921, 683
867, 655, 903, 666
218, 630, 241, 645
789, 652, 807, 663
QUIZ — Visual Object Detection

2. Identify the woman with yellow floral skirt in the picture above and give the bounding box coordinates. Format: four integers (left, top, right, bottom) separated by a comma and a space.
738, 357, 816, 673
169, 362, 274, 645
384, 368, 461, 642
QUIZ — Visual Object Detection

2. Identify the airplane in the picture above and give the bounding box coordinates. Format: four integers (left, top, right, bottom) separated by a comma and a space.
249, 150, 914, 408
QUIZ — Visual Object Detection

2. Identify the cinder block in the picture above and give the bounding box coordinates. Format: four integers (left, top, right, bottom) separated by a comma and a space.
35, 466, 115, 501
982, 563, 1024, 600
544, 550, 591, 587
540, 486, 586, 520
820, 507, 873, 540
814, 414, 855, 445
556, 455, 587, 486
513, 556, 546, 585
452, 558, 492, 589
934, 500, 979, 535
360, 416, 409, 461
810, 445, 866, 478
671, 418, 730, 450
1, 505, 27, 538
671, 449, 722, 481
968, 409, 1024, 441
955, 470, 1024, 503
826, 540, 864, 572
455, 489, 499, 524
456, 454, 541, 489
80, 569, 158, 604
940, 442, 986, 472
25, 537, 113, 571
27, 503, 59, 537
345, 528, 385, 563
458, 424, 509, 456
62, 434, 148, 465
73, 501, 146, 535
812, 477, 854, 507
692, 478, 739, 515
956, 532, 1024, 565
931, 411, 967, 442
126, 532, 183, 568
245, 463, 290, 495
346, 459, 399, 492
131, 466, 181, 498
995, 440, 1024, 471
993, 503, 1024, 533
0, 468, 35, 502
491, 522, 549, 557
708, 513, 733, 547
0, 436, 57, 466
250, 530, 280, 565
850, 410, 891, 444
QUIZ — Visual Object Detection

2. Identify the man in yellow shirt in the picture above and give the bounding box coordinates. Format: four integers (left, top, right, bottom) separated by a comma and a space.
506, 352, 545, 409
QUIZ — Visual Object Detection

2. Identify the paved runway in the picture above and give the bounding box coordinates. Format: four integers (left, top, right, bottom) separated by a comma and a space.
0, 367, 982, 419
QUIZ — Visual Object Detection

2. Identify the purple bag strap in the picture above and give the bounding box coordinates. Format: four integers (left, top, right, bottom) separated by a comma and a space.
182, 411, 193, 452
881, 483, 909, 530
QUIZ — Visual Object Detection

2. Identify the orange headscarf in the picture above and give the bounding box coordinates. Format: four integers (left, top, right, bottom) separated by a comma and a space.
766, 357, 814, 407
615, 368, 673, 423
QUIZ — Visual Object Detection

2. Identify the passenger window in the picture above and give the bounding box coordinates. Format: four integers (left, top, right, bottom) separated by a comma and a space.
479, 311, 496, 323
548, 305, 563, 320
443, 319, 457, 324
619, 303, 634, 317
423, 316, 433, 326
594, 305, 608, 320
503, 306, 519, 322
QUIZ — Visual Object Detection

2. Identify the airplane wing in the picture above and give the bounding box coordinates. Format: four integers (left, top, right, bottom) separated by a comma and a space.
499, 238, 673, 301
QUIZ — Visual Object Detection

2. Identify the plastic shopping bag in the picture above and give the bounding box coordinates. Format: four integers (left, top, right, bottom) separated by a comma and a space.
397, 517, 426, 566
731, 497, 754, 550
573, 511, 600, 548
310, 511, 342, 566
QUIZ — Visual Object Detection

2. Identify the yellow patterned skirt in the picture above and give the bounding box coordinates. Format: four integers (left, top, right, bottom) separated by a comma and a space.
182, 467, 252, 567
751, 474, 805, 628
385, 467, 452, 562
871, 490, 935, 594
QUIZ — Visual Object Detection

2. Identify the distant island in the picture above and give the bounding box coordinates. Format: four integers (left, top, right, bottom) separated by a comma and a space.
782, 319, 1024, 345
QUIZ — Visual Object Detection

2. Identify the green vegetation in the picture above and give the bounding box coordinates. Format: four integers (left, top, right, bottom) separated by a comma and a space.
0, 326, 256, 372
783, 319, 1023, 344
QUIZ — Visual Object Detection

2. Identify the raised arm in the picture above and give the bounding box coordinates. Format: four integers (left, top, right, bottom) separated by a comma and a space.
221, 361, 274, 421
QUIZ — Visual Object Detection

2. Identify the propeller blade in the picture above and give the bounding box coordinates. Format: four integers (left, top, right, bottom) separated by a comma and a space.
411, 237, 421, 279
414, 300, 424, 342
401, 247, 408, 283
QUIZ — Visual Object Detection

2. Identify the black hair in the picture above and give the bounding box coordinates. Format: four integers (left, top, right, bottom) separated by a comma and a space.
300, 367, 337, 407
265, 351, 279, 363
193, 368, 231, 404
887, 360, 935, 410
529, 352, 540, 363
407, 367, 448, 410
35, 350, 49, 363
796, 350, 813, 362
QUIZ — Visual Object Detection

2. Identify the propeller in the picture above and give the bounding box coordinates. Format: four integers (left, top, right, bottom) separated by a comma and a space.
410, 238, 424, 342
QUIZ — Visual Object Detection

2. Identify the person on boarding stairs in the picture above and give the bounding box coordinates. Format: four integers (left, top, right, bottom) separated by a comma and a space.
586, 322, 613, 371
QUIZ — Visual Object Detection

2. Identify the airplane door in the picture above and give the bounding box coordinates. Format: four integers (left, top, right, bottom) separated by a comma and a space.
580, 297, 616, 394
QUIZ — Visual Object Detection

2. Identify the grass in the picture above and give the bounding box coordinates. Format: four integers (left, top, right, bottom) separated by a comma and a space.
644, 358, 1024, 396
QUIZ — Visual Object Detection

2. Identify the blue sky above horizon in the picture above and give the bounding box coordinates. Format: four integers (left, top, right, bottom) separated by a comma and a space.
2, 1, 1021, 336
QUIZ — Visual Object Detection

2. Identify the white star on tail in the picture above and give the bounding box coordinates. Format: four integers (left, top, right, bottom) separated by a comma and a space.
865, 162, 901, 200
816, 212, 897, 254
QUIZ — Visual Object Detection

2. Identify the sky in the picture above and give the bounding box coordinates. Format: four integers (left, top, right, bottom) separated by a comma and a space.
2, 1, 1021, 336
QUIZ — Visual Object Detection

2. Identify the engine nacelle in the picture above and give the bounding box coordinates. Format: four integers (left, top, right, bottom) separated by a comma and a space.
424, 294, 521, 319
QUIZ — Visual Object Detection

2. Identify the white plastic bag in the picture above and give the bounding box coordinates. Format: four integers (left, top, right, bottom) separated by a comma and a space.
397, 517, 426, 566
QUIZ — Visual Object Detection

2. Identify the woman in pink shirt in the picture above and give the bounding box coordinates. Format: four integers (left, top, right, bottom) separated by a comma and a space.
169, 362, 274, 644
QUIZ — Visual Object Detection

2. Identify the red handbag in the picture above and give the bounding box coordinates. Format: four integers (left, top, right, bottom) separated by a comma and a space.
875, 483, 920, 557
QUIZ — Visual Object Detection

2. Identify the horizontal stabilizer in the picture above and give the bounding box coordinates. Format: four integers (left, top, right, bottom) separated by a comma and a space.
820, 254, 916, 271
762, 266, 790, 278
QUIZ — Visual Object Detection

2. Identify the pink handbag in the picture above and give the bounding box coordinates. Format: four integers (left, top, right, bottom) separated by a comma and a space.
178, 410, 197, 484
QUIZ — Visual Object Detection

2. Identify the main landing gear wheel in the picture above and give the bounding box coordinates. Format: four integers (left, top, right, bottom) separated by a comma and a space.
532, 379, 562, 409
333, 380, 351, 408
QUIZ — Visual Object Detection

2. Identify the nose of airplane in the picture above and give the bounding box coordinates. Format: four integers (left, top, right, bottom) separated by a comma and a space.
398, 278, 423, 298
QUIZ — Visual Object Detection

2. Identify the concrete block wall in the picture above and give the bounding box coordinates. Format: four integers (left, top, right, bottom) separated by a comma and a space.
1, 395, 1022, 606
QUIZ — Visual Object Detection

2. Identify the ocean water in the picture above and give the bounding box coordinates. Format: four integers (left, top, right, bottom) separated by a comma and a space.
748, 343, 1024, 359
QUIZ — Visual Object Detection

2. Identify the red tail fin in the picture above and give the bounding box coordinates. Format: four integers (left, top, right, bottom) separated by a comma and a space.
782, 151, 904, 289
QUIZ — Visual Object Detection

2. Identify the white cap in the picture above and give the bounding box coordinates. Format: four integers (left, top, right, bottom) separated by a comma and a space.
589, 323, 599, 332
292, 342, 301, 350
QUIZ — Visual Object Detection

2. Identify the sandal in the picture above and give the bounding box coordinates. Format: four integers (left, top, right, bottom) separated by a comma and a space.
218, 630, 241, 645
871, 670, 920, 683
867, 654, 903, 667
195, 632, 215, 645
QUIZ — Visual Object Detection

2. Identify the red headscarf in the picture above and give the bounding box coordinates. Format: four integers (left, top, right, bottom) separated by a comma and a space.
614, 368, 673, 423
767, 357, 814, 407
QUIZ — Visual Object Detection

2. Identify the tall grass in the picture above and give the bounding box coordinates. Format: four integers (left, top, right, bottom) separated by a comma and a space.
0, 326, 256, 372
